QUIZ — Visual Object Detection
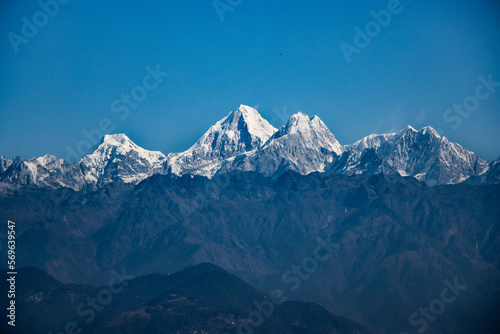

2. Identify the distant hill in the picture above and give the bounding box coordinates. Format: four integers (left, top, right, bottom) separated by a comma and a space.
0, 264, 369, 334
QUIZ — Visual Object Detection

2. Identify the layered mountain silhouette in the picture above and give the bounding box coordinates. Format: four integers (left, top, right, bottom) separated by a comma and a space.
1, 171, 499, 333
0, 105, 494, 189
0, 264, 370, 334
1, 105, 499, 333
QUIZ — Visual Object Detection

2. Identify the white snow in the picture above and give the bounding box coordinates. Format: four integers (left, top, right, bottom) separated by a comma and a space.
238, 105, 277, 142
166, 105, 278, 177
80, 133, 166, 184
23, 160, 38, 183
2, 108, 492, 188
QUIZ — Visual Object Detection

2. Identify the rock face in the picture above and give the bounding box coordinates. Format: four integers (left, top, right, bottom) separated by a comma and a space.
465, 158, 500, 185
0, 134, 166, 191
166, 104, 277, 177
1, 107, 499, 333
80, 134, 166, 187
0, 154, 87, 190
219, 112, 344, 177
334, 126, 489, 185
0, 105, 494, 188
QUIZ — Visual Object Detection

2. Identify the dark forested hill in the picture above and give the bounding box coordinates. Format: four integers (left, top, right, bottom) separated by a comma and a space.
0, 264, 369, 334
1, 172, 499, 333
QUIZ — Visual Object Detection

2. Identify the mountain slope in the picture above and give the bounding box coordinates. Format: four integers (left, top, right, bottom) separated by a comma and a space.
0, 154, 86, 190
0, 264, 370, 334
0, 156, 12, 173
166, 104, 277, 177
335, 126, 488, 185
464, 157, 500, 185
0, 134, 166, 190
0, 106, 495, 187
80, 133, 166, 186
1, 172, 499, 333
219, 112, 344, 177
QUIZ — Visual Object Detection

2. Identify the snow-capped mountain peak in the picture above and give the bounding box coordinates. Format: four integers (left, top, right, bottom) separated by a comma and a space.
346, 133, 396, 154
101, 133, 133, 146
218, 111, 344, 176
271, 112, 343, 156
82, 134, 166, 169
1, 107, 495, 189
80, 133, 166, 185
1, 134, 167, 190
398, 124, 416, 134
337, 125, 488, 185
236, 105, 277, 142
166, 105, 277, 177
279, 112, 318, 135
347, 125, 439, 154
36, 154, 63, 168
419, 126, 441, 138
97, 134, 145, 154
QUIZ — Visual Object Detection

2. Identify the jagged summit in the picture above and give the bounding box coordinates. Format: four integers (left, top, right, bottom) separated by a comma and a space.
86, 133, 165, 164
166, 105, 277, 177
277, 112, 316, 134
271, 112, 343, 155
0, 106, 496, 189
81, 133, 166, 186
399, 124, 416, 133
420, 125, 441, 138
218, 111, 344, 176
36, 153, 63, 167
101, 133, 133, 145
338, 125, 488, 185
347, 125, 439, 153
281, 112, 312, 134
235, 104, 277, 142
0, 133, 166, 190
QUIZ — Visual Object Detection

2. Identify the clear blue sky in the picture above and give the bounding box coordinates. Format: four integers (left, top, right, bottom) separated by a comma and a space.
1, 0, 499, 162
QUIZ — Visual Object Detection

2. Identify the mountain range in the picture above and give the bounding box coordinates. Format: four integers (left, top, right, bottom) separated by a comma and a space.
1, 171, 499, 333
1, 105, 500, 333
1, 105, 496, 190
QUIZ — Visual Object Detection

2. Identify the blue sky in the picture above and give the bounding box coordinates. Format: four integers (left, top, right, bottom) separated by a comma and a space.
1, 0, 499, 162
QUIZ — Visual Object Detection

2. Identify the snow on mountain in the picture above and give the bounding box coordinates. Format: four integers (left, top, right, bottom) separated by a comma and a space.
345, 126, 412, 155
0, 157, 38, 185
0, 105, 496, 189
166, 105, 277, 177
219, 112, 344, 177
80, 133, 166, 186
0, 154, 85, 190
275, 112, 343, 155
464, 158, 500, 185
0, 134, 166, 190
334, 125, 489, 185
0, 157, 12, 174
